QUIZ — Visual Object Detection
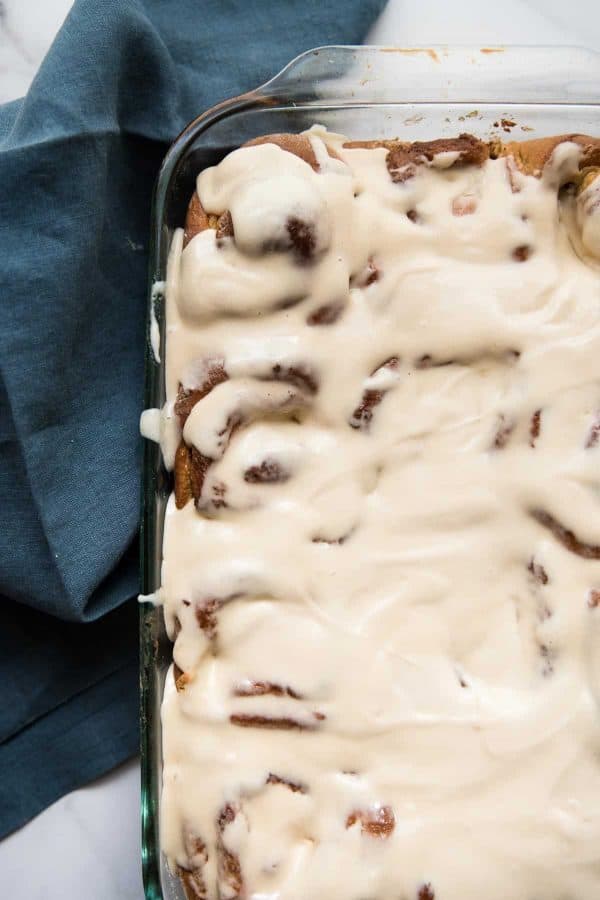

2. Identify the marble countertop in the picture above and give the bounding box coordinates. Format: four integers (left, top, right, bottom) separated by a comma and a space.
0, 0, 73, 103
1, 0, 598, 897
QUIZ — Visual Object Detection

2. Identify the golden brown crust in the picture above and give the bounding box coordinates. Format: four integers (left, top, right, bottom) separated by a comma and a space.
306, 300, 346, 326
243, 458, 291, 483
173, 662, 191, 692
183, 196, 233, 249
175, 362, 228, 427
265, 772, 307, 793
216, 804, 244, 899
233, 680, 302, 699
579, 166, 600, 194
174, 441, 211, 509
528, 557, 549, 586
244, 132, 340, 171
418, 885, 435, 900
531, 509, 600, 559
350, 257, 380, 288
178, 830, 209, 900
189, 447, 210, 503
345, 805, 395, 838
174, 442, 193, 509
345, 132, 600, 181
215, 209, 234, 239
349, 357, 400, 431
390, 134, 487, 179
178, 867, 207, 900
195, 597, 222, 641
492, 414, 516, 450
229, 713, 323, 730
183, 192, 210, 247
529, 409, 542, 448
344, 134, 489, 183
496, 134, 600, 175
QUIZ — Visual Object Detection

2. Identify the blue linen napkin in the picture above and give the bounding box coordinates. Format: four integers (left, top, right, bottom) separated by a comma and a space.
0, 0, 386, 837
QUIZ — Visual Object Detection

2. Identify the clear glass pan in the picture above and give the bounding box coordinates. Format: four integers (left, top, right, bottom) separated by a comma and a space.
140, 43, 600, 899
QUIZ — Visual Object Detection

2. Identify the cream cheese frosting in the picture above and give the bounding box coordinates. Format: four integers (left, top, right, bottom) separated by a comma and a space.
155, 128, 600, 899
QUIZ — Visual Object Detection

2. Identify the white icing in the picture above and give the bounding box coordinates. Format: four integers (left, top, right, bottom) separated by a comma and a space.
150, 280, 165, 363
140, 402, 180, 472
138, 590, 163, 606
140, 408, 160, 443
158, 130, 600, 900
158, 401, 180, 472
544, 140, 584, 186
177, 229, 314, 320
228, 174, 331, 257
182, 379, 308, 461
430, 149, 461, 169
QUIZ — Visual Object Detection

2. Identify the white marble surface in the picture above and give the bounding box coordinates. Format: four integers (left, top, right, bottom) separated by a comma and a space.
0, 0, 72, 103
0, 759, 143, 899
0, 0, 599, 898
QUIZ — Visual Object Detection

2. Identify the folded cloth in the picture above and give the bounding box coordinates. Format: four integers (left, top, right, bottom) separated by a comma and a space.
0, 0, 385, 838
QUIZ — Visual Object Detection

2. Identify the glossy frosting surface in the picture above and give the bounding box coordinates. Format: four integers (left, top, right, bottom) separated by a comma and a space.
157, 129, 600, 899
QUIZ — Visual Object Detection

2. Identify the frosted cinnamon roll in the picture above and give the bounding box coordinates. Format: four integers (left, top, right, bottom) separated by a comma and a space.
146, 126, 600, 900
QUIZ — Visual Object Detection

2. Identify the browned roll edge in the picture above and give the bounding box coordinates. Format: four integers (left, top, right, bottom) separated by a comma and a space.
182, 131, 600, 248
345, 132, 600, 177
183, 132, 340, 248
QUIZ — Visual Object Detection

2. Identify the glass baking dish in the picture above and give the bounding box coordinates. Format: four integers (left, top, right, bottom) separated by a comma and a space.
140, 43, 600, 899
